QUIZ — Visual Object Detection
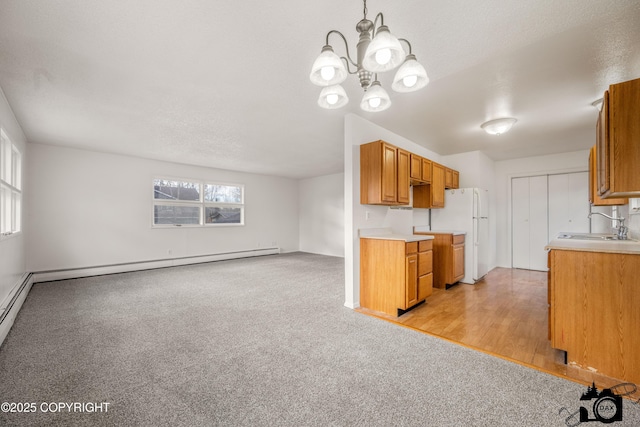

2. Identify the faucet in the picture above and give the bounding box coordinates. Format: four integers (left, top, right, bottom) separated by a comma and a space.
588, 212, 628, 240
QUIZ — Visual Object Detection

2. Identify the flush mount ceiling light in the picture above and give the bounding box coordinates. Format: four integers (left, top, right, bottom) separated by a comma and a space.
481, 118, 517, 135
309, 0, 429, 112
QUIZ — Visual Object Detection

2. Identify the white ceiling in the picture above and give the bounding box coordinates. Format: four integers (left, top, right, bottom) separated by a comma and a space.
1, 0, 639, 179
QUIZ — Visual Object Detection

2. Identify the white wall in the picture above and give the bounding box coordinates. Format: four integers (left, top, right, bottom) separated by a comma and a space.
494, 150, 590, 268
26, 143, 300, 272
298, 173, 344, 257
0, 87, 27, 314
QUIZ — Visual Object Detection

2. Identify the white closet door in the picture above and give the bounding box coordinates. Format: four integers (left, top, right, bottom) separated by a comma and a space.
512, 175, 548, 271
512, 177, 531, 269
529, 176, 549, 271
548, 172, 589, 241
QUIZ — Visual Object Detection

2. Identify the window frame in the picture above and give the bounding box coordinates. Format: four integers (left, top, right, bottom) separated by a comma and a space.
0, 129, 22, 240
152, 176, 244, 228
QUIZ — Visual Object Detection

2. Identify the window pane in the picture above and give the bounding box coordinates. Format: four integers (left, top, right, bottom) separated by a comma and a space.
205, 207, 242, 224
204, 184, 242, 203
153, 179, 201, 201
154, 204, 201, 225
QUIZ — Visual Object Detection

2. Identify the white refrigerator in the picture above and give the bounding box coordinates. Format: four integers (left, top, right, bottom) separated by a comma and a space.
430, 188, 489, 284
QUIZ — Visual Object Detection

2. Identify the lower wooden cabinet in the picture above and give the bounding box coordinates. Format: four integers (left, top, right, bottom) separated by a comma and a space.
414, 232, 464, 289
548, 249, 640, 384
360, 238, 433, 316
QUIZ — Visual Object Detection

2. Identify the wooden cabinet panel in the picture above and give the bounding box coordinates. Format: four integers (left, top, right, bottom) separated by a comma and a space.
445, 168, 453, 188
589, 145, 626, 205
452, 244, 465, 281
418, 250, 432, 276
431, 163, 445, 208
418, 273, 433, 300
549, 249, 640, 384
410, 154, 422, 181
452, 171, 459, 189
421, 158, 432, 183
405, 254, 419, 308
397, 149, 410, 204
597, 77, 640, 198
381, 143, 398, 203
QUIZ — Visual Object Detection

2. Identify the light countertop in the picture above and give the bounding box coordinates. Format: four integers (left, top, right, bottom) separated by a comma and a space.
413, 226, 466, 236
359, 228, 434, 242
546, 237, 640, 255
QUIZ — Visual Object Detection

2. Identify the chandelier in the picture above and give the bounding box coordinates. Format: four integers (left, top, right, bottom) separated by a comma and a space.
309, 0, 428, 112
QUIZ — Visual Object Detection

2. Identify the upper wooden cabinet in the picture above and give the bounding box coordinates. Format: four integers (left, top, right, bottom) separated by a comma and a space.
361, 141, 408, 205
444, 167, 459, 189
360, 140, 455, 208
410, 154, 432, 185
596, 77, 640, 198
589, 145, 627, 206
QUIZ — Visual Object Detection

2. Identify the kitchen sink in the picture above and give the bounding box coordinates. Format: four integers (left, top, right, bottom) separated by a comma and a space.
556, 233, 635, 241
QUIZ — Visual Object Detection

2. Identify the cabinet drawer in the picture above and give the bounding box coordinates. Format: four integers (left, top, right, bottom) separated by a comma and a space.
418, 251, 432, 276
418, 240, 433, 251
453, 234, 465, 245
418, 273, 433, 300
406, 242, 418, 254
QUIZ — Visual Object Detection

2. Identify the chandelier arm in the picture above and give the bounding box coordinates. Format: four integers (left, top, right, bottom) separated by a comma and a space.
398, 38, 412, 54
372, 12, 384, 33
340, 57, 358, 75
325, 30, 357, 66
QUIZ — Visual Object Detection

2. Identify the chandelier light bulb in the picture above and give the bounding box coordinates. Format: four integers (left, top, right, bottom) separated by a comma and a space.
375, 48, 392, 66
320, 66, 336, 82
391, 54, 429, 93
360, 81, 391, 112
317, 84, 349, 109
309, 45, 347, 86
403, 75, 418, 88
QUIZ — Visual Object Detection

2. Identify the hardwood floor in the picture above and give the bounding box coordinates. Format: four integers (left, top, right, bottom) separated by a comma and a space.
357, 267, 640, 401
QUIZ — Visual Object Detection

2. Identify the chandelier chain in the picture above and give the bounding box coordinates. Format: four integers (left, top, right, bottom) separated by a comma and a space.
363, 0, 367, 19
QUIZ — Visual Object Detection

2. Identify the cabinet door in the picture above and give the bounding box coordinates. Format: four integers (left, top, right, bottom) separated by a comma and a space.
589, 145, 626, 205
421, 158, 432, 182
381, 143, 398, 203
452, 171, 459, 189
410, 154, 422, 180
452, 244, 465, 280
431, 163, 445, 208
445, 168, 453, 188
405, 254, 419, 308
596, 91, 609, 195
397, 149, 410, 204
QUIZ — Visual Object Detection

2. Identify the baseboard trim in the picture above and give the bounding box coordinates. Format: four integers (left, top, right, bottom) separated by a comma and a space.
32, 247, 281, 283
0, 273, 34, 348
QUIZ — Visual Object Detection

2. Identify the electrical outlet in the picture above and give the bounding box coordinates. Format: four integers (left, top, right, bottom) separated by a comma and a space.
365, 211, 371, 221
271, 241, 278, 247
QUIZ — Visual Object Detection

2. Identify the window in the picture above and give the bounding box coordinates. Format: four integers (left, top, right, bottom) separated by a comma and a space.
0, 129, 21, 238
153, 178, 244, 226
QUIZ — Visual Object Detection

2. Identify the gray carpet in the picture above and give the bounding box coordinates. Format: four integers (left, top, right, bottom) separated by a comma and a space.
0, 252, 638, 426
